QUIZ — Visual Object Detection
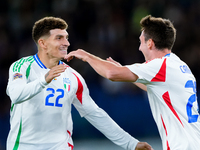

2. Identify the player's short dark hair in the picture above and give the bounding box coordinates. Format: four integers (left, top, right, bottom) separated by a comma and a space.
140, 15, 176, 50
32, 17, 68, 44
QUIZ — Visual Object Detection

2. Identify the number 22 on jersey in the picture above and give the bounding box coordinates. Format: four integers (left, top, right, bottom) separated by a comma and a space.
45, 88, 64, 107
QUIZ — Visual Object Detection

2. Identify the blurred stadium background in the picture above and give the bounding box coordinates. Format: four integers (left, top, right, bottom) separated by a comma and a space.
0, 0, 200, 149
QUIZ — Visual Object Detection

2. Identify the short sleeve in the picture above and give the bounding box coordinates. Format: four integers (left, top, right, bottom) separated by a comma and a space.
126, 58, 167, 84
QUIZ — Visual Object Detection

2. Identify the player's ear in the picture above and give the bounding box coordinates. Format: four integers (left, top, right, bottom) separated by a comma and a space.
147, 39, 154, 49
38, 38, 47, 49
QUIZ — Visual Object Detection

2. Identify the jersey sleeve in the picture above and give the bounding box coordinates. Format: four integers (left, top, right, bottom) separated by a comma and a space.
6, 59, 47, 104
71, 70, 139, 150
126, 58, 167, 84
71, 70, 99, 117
84, 108, 139, 150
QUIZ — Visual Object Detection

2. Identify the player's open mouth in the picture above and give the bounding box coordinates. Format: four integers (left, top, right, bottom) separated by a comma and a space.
59, 48, 67, 53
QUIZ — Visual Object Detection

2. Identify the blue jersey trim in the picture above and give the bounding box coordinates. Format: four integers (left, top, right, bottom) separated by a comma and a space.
33, 54, 47, 69
33, 54, 63, 69
164, 53, 171, 57
59, 61, 63, 65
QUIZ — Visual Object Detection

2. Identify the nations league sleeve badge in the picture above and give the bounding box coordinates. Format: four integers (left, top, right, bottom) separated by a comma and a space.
13, 73, 23, 80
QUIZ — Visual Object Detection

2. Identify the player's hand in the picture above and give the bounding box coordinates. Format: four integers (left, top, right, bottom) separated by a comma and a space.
64, 49, 90, 62
135, 142, 154, 150
45, 64, 68, 83
106, 57, 122, 66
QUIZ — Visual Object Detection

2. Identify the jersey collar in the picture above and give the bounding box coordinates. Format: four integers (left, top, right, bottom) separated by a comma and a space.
164, 53, 171, 57
33, 54, 63, 69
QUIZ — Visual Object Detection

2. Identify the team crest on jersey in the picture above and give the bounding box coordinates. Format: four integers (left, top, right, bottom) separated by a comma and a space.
13, 73, 23, 80
63, 78, 71, 92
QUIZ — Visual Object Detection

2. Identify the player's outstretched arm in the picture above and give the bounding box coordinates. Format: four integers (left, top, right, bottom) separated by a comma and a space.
84, 107, 154, 150
65, 49, 138, 82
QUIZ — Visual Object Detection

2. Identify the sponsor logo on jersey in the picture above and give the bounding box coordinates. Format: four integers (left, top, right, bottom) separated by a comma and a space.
63, 78, 71, 92
13, 73, 23, 80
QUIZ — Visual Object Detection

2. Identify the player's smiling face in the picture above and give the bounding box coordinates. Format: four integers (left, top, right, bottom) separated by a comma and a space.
45, 29, 70, 60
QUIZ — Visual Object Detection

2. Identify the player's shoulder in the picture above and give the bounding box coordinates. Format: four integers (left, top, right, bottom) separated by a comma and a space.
12, 55, 34, 65
141, 57, 164, 69
10, 55, 34, 72
144, 53, 175, 66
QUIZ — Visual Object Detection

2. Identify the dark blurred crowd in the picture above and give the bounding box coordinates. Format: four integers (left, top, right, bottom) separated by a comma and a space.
0, 0, 200, 149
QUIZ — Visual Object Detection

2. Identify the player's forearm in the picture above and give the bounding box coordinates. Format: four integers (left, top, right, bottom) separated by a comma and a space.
7, 76, 47, 104
85, 53, 125, 81
66, 49, 138, 82
67, 49, 119, 80
84, 108, 139, 150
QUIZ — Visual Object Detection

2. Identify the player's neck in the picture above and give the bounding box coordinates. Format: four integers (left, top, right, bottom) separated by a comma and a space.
37, 52, 60, 69
150, 49, 171, 60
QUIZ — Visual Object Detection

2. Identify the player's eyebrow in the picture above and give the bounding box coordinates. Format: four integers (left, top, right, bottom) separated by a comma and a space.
55, 34, 69, 39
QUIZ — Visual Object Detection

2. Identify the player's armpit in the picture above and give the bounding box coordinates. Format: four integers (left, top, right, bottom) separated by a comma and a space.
133, 82, 147, 91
